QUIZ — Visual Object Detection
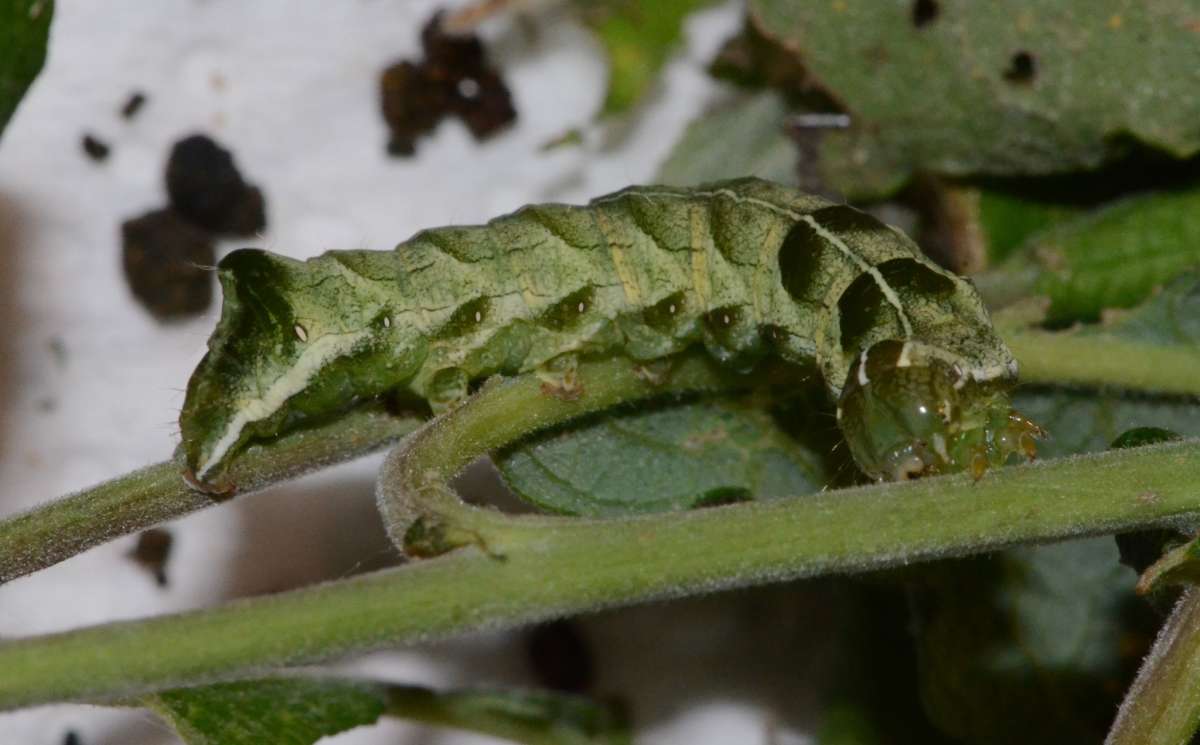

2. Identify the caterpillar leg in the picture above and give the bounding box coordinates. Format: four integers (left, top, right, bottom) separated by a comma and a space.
428, 367, 470, 415
633, 358, 675, 386
536, 353, 582, 401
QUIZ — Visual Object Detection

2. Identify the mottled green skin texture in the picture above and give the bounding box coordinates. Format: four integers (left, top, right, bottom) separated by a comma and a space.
180, 178, 1018, 485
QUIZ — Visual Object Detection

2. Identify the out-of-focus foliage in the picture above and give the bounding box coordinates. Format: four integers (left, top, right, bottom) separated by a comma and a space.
575, 0, 720, 116
975, 189, 1083, 265
814, 584, 957, 745
0, 0, 53, 140
657, 90, 796, 187
911, 539, 1151, 745
998, 192, 1200, 322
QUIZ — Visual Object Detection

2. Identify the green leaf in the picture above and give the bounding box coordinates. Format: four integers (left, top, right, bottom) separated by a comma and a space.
748, 1, 1200, 198
0, 0, 53, 140
497, 397, 831, 517
147, 678, 629, 745
816, 705, 885, 745
656, 90, 797, 187
976, 189, 1085, 265
1004, 188, 1200, 323
577, 0, 718, 116
1096, 268, 1200, 343
147, 678, 388, 745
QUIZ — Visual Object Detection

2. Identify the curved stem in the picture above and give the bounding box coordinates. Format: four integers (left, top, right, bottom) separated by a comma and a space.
0, 406, 420, 584
377, 353, 747, 554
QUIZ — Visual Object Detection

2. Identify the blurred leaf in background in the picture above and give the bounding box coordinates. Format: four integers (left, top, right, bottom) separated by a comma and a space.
657, 90, 797, 187
815, 583, 957, 745
910, 539, 1153, 745
993, 190, 1200, 323
0, 0, 53, 139
576, 0, 719, 116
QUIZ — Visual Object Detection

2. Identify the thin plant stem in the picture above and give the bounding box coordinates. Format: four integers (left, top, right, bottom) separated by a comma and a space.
1007, 328, 1200, 396
0, 406, 420, 584
1106, 588, 1200, 745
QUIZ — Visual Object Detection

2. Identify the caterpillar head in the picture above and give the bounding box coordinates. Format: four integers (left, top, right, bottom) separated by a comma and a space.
179, 249, 398, 491
837, 340, 1043, 482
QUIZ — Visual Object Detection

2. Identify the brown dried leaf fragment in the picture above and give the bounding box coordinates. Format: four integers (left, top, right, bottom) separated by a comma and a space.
128, 528, 174, 587
121, 208, 215, 321
165, 134, 267, 236
379, 11, 516, 156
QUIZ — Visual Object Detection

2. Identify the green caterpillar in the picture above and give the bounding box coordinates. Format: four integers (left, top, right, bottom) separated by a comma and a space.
180, 178, 1041, 489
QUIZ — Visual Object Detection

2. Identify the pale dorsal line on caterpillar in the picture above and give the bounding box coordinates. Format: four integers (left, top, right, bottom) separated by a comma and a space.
180, 178, 1041, 488
595, 185, 1020, 389
594, 187, 917, 345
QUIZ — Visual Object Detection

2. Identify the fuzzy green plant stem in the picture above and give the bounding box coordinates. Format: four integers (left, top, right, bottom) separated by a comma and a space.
1106, 587, 1200, 745
0, 406, 420, 585
1007, 328, 1200, 396
4, 386, 1200, 711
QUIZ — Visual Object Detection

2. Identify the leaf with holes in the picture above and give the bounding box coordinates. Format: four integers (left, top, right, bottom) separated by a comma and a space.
748, 0, 1200, 198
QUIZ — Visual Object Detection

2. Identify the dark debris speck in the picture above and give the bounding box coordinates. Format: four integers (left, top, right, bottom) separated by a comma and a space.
121, 91, 147, 120
81, 133, 110, 162
380, 11, 516, 156
1003, 50, 1037, 83
128, 528, 174, 588
165, 134, 267, 236
526, 619, 595, 693
121, 208, 215, 321
912, 0, 940, 27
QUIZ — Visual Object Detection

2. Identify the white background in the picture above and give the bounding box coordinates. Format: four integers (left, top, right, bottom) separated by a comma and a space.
0, 2, 823, 742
